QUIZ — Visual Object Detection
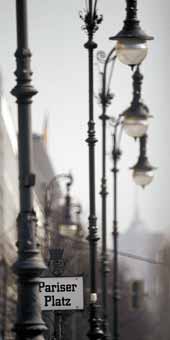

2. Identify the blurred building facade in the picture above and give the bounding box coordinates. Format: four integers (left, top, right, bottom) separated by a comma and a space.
119, 204, 163, 302
0, 91, 18, 339
119, 201, 164, 338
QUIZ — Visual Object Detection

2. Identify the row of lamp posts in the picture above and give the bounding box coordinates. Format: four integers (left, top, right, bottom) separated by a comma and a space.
10, 0, 155, 340
80, 1, 155, 340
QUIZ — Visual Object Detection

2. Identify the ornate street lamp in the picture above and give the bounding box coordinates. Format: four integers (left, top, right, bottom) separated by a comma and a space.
80, 1, 153, 339
109, 69, 155, 340
58, 182, 83, 239
130, 134, 156, 188
44, 172, 73, 259
11, 1, 46, 339
111, 119, 122, 340
109, 0, 154, 66
59, 204, 83, 238
43, 172, 83, 340
122, 66, 152, 138
80, 1, 104, 339
97, 49, 154, 340
97, 54, 152, 340
44, 172, 83, 255
110, 119, 155, 340
97, 48, 116, 340
44, 174, 83, 340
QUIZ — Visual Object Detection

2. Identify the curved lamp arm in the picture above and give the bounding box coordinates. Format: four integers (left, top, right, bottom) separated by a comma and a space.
46, 172, 73, 192
110, 113, 124, 154
44, 172, 74, 215
103, 47, 116, 96
97, 47, 116, 108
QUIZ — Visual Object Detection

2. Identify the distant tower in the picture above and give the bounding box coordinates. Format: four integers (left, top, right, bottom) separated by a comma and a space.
119, 185, 148, 255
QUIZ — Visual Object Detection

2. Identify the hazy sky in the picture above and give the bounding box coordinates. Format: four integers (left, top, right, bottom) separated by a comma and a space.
0, 0, 170, 247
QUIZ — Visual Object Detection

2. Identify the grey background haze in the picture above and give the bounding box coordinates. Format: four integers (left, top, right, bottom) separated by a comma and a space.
0, 0, 170, 247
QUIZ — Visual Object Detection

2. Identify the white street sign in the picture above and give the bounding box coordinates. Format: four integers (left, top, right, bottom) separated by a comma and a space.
39, 276, 84, 311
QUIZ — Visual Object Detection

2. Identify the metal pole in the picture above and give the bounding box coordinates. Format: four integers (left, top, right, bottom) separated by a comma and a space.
50, 248, 64, 340
99, 47, 115, 340
44, 193, 51, 263
11, 1, 47, 339
58, 312, 62, 340
125, 0, 138, 26
112, 131, 120, 340
80, 1, 103, 339
86, 10, 101, 324
64, 175, 73, 223
43, 174, 72, 340
100, 103, 110, 340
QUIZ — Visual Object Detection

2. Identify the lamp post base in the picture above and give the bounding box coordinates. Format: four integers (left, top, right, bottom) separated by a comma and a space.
87, 303, 103, 340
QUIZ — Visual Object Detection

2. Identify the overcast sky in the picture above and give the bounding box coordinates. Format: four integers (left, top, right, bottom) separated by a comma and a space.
0, 0, 170, 247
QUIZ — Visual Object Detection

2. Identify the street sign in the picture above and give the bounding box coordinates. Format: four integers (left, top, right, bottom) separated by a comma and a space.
39, 276, 84, 311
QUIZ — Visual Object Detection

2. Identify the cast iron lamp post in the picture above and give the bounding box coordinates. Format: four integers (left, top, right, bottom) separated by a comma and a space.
97, 38, 153, 340
97, 57, 154, 340
80, 1, 104, 340
11, 1, 47, 339
97, 48, 116, 340
110, 67, 155, 340
44, 172, 82, 340
80, 0, 153, 339
110, 117, 122, 340
110, 122, 155, 340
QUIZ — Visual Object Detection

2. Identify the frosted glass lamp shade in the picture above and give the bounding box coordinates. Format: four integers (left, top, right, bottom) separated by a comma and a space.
123, 117, 148, 138
132, 170, 154, 188
116, 39, 148, 66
